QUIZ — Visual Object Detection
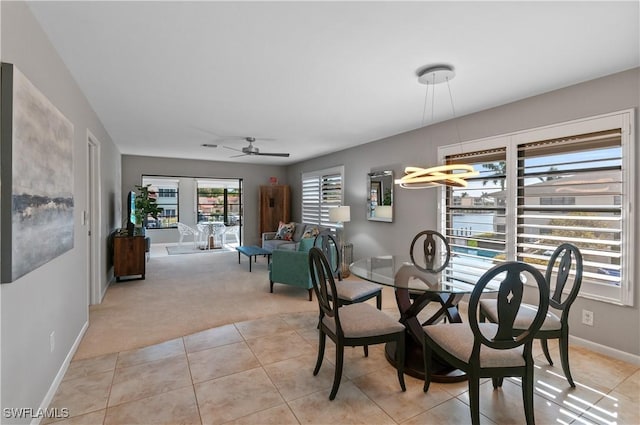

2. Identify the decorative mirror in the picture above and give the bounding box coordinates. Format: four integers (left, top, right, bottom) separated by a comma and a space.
367, 170, 393, 222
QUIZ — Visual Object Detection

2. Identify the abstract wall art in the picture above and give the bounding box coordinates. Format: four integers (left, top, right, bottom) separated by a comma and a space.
1, 63, 74, 283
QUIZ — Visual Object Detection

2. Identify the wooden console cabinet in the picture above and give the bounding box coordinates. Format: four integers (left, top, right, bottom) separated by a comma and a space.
259, 185, 291, 234
113, 233, 146, 281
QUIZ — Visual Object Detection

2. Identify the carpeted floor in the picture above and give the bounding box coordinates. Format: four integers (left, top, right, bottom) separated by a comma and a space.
74, 244, 397, 360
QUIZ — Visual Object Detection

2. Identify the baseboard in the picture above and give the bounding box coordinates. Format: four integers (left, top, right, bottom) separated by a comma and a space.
569, 335, 640, 365
32, 320, 89, 425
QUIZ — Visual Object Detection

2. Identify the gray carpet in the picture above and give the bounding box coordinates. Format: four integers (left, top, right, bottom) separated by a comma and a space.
166, 245, 235, 255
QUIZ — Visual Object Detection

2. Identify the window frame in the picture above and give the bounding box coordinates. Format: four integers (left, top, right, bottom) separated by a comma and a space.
438, 109, 635, 306
301, 165, 345, 227
140, 176, 179, 229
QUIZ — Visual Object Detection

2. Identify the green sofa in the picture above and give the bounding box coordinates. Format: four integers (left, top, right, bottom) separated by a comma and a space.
269, 238, 331, 301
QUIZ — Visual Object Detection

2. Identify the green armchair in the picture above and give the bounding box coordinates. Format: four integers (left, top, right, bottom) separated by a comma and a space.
269, 238, 324, 301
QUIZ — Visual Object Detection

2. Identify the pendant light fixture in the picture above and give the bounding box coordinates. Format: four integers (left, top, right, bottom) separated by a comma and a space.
395, 64, 478, 189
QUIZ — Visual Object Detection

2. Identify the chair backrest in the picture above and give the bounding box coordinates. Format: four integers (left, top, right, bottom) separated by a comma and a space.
314, 231, 341, 278
545, 243, 583, 312
409, 230, 451, 273
177, 222, 195, 236
468, 262, 549, 351
309, 247, 342, 333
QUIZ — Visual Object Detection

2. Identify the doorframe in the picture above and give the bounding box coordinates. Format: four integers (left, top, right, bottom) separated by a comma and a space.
87, 131, 102, 305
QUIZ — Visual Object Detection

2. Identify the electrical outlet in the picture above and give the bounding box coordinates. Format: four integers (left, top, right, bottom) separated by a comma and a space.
50, 331, 55, 352
582, 309, 594, 326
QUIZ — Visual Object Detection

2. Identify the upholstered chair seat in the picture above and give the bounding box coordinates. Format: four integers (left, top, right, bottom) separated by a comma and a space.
323, 303, 404, 338
479, 301, 562, 332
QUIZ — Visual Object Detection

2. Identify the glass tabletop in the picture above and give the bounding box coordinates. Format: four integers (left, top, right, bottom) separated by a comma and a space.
349, 255, 488, 294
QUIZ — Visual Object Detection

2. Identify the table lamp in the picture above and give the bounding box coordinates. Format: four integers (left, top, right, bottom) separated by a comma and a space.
329, 206, 351, 277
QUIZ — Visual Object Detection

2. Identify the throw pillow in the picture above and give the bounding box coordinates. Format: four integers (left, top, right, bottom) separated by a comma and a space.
274, 221, 295, 241
302, 226, 320, 239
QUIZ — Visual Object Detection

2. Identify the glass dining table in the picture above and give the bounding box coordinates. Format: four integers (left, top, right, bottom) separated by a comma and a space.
350, 255, 492, 383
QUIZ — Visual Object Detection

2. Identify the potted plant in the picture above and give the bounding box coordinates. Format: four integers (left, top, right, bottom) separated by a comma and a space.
134, 184, 163, 229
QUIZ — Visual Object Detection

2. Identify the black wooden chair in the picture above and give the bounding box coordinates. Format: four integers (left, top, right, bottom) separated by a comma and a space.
314, 231, 382, 309
308, 247, 406, 400
480, 243, 583, 386
409, 230, 451, 273
423, 262, 549, 425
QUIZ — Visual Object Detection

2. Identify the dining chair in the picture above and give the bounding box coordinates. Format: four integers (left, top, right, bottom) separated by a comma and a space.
479, 243, 583, 387
177, 222, 201, 249
308, 247, 406, 400
409, 230, 451, 273
313, 231, 383, 309
423, 261, 549, 425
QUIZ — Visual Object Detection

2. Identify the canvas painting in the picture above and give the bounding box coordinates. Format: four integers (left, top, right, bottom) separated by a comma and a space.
1, 63, 74, 283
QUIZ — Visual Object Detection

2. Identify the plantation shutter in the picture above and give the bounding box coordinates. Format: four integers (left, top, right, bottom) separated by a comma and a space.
444, 148, 507, 285
516, 129, 623, 288
301, 166, 344, 226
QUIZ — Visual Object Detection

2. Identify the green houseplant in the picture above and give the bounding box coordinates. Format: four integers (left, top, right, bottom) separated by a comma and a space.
134, 184, 163, 228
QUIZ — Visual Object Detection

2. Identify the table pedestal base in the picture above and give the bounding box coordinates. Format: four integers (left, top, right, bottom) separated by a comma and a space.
384, 340, 467, 383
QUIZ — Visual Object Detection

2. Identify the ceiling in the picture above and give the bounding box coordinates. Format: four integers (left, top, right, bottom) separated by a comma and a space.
26, 1, 639, 165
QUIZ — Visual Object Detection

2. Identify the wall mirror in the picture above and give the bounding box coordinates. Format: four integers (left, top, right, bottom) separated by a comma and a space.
367, 170, 393, 222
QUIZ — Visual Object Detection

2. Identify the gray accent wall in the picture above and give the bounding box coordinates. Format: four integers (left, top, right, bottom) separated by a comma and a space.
121, 155, 288, 247
286, 68, 640, 357
1, 1, 121, 420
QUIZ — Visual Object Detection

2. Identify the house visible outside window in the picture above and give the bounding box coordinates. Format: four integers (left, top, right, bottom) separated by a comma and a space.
439, 110, 634, 305
196, 179, 242, 226
141, 176, 179, 228
301, 166, 344, 227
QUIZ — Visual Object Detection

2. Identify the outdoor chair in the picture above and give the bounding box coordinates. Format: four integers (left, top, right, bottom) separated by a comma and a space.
176, 222, 202, 249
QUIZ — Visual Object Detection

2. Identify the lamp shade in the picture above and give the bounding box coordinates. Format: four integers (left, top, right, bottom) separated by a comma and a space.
329, 206, 351, 223
375, 205, 392, 219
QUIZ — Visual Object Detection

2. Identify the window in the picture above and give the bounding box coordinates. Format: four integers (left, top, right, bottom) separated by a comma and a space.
301, 166, 344, 227
141, 176, 179, 228
440, 110, 634, 305
196, 179, 242, 226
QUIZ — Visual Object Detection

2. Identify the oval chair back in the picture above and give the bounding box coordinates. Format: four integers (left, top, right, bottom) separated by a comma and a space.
409, 230, 451, 273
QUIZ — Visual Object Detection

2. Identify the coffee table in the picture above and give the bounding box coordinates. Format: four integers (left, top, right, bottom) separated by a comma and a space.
236, 245, 272, 272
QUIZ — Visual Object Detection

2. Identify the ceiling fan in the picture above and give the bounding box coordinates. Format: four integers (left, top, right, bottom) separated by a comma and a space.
224, 137, 290, 158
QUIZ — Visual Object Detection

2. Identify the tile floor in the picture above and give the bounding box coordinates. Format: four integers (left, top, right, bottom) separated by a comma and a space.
46, 310, 639, 425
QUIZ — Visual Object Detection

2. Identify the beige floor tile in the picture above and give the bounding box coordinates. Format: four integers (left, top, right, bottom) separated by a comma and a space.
457, 378, 581, 424
288, 380, 395, 424
612, 369, 640, 403
48, 371, 113, 419
245, 329, 315, 365
195, 367, 284, 425
401, 397, 497, 425
109, 354, 192, 407
116, 338, 185, 368
324, 344, 388, 380
263, 353, 336, 401
352, 364, 453, 423
234, 316, 294, 340
43, 409, 106, 425
224, 403, 300, 425
184, 323, 244, 353
104, 386, 200, 425
579, 389, 640, 425
188, 341, 261, 383
63, 353, 117, 381
563, 346, 638, 391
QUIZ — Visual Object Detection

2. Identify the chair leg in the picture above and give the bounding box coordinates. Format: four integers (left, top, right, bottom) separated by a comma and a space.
363, 345, 369, 357
330, 341, 345, 400
541, 338, 554, 366
396, 332, 406, 392
270, 281, 274, 293
423, 339, 432, 392
313, 329, 326, 376
559, 332, 575, 387
468, 372, 481, 425
522, 367, 536, 425
376, 292, 382, 310
492, 377, 503, 389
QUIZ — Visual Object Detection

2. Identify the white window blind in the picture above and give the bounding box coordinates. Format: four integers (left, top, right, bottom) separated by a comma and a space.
301, 166, 344, 226
517, 129, 623, 289
444, 148, 507, 286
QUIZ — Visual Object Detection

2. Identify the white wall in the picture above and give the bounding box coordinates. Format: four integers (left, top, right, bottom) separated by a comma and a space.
0, 2, 121, 421
287, 68, 640, 357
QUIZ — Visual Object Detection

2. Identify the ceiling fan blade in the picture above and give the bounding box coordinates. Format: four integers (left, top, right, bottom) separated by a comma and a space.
223, 145, 243, 152
230, 153, 248, 158
256, 152, 290, 157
